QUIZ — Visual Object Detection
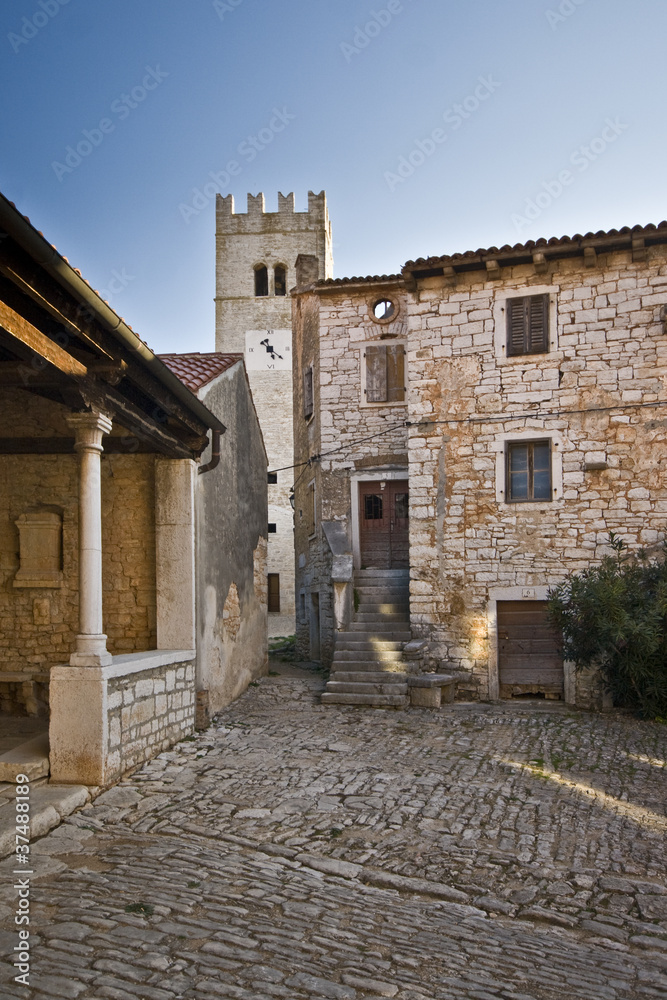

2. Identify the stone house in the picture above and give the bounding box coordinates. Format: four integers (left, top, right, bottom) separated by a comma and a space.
215, 192, 333, 637
0, 192, 267, 787
292, 224, 667, 709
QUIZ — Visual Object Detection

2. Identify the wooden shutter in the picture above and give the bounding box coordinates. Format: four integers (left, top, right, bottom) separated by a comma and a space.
303, 366, 313, 417
268, 574, 280, 613
506, 297, 528, 355
506, 295, 549, 355
386, 344, 405, 401
527, 295, 548, 353
366, 344, 387, 401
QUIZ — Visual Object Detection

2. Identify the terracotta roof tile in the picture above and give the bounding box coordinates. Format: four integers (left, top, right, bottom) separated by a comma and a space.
403, 222, 667, 271
159, 352, 242, 392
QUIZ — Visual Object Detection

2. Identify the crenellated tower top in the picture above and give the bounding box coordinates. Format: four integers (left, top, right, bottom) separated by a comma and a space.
216, 191, 330, 233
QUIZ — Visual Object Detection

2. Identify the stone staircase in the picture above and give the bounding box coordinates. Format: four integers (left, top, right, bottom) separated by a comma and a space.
321, 568, 410, 707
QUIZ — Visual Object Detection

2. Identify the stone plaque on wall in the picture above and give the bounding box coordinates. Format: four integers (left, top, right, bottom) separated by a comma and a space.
13, 512, 64, 588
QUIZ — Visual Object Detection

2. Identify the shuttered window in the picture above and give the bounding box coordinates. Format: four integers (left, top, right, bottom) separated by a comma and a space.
365, 343, 405, 402
506, 294, 549, 356
268, 574, 280, 613
303, 366, 313, 418
306, 481, 316, 535
506, 440, 552, 501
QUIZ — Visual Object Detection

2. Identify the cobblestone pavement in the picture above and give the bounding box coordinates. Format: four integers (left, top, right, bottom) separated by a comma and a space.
1, 666, 666, 999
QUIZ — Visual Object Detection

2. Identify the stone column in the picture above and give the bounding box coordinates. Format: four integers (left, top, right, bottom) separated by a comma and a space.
66, 410, 113, 667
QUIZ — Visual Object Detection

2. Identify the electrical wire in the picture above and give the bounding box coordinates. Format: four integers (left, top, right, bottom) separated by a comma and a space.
268, 396, 667, 483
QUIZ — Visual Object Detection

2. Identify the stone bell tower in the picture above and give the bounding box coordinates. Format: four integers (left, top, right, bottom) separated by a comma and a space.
215, 191, 333, 636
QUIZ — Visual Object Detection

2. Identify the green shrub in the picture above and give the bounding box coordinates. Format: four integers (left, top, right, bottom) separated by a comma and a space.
547, 534, 667, 718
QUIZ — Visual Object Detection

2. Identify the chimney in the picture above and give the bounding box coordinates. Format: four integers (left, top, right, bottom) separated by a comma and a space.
295, 254, 320, 287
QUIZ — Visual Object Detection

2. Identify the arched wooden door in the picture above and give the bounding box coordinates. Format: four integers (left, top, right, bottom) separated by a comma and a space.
359, 480, 409, 569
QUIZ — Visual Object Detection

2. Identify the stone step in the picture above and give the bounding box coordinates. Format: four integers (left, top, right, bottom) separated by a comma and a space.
0, 733, 49, 782
325, 681, 408, 696
354, 612, 409, 624
335, 637, 405, 650
320, 692, 409, 707
0, 783, 91, 859
355, 569, 410, 577
356, 603, 409, 615
347, 629, 412, 642
354, 584, 410, 597
329, 671, 409, 685
329, 660, 408, 672
333, 649, 404, 663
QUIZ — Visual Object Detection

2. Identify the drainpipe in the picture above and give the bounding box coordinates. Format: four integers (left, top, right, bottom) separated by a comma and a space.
198, 428, 223, 474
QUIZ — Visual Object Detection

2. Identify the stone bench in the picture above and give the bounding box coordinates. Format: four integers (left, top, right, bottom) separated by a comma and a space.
407, 673, 456, 708
0, 671, 50, 717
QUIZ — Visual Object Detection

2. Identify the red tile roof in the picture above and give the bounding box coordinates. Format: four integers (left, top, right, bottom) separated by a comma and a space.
159, 352, 242, 392
402, 222, 667, 271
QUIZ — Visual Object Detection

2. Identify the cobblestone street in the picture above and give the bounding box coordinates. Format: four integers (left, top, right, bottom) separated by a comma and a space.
1, 666, 666, 1000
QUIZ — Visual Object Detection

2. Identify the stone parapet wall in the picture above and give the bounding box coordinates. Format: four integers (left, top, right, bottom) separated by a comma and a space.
106, 656, 195, 780
49, 651, 196, 786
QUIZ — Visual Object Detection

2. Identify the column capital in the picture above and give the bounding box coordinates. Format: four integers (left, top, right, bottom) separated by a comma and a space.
66, 410, 113, 453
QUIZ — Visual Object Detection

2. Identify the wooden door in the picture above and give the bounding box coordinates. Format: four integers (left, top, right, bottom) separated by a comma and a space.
497, 601, 563, 699
359, 480, 409, 569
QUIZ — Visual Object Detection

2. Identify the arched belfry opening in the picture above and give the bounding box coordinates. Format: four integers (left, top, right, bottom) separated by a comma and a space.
254, 264, 268, 297
274, 264, 287, 296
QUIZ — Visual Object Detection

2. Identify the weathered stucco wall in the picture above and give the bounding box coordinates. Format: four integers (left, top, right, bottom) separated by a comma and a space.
407, 248, 667, 698
195, 361, 268, 715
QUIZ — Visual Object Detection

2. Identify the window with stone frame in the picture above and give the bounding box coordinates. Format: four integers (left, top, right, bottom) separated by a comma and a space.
506, 439, 552, 502
506, 294, 549, 356
364, 343, 405, 403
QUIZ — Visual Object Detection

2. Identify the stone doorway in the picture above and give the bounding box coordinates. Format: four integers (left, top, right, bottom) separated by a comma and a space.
358, 480, 409, 569
497, 600, 564, 699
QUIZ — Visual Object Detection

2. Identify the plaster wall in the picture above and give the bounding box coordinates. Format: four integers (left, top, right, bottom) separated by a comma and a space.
195, 361, 268, 715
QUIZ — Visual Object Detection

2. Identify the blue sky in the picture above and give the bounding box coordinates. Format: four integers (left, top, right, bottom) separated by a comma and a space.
1, 0, 665, 353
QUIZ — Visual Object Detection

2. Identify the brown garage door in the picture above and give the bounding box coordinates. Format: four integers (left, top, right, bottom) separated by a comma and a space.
497, 600, 563, 699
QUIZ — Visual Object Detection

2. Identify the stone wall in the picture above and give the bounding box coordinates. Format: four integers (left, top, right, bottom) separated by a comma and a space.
49, 651, 195, 786
215, 192, 334, 637
293, 282, 409, 664
106, 656, 195, 779
407, 247, 667, 698
0, 390, 157, 705
196, 361, 269, 715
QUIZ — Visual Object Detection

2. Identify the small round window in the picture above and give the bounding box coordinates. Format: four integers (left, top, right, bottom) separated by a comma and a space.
373, 298, 395, 321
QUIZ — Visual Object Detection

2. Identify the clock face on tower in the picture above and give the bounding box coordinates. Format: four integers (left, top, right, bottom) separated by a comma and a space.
245, 330, 292, 371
